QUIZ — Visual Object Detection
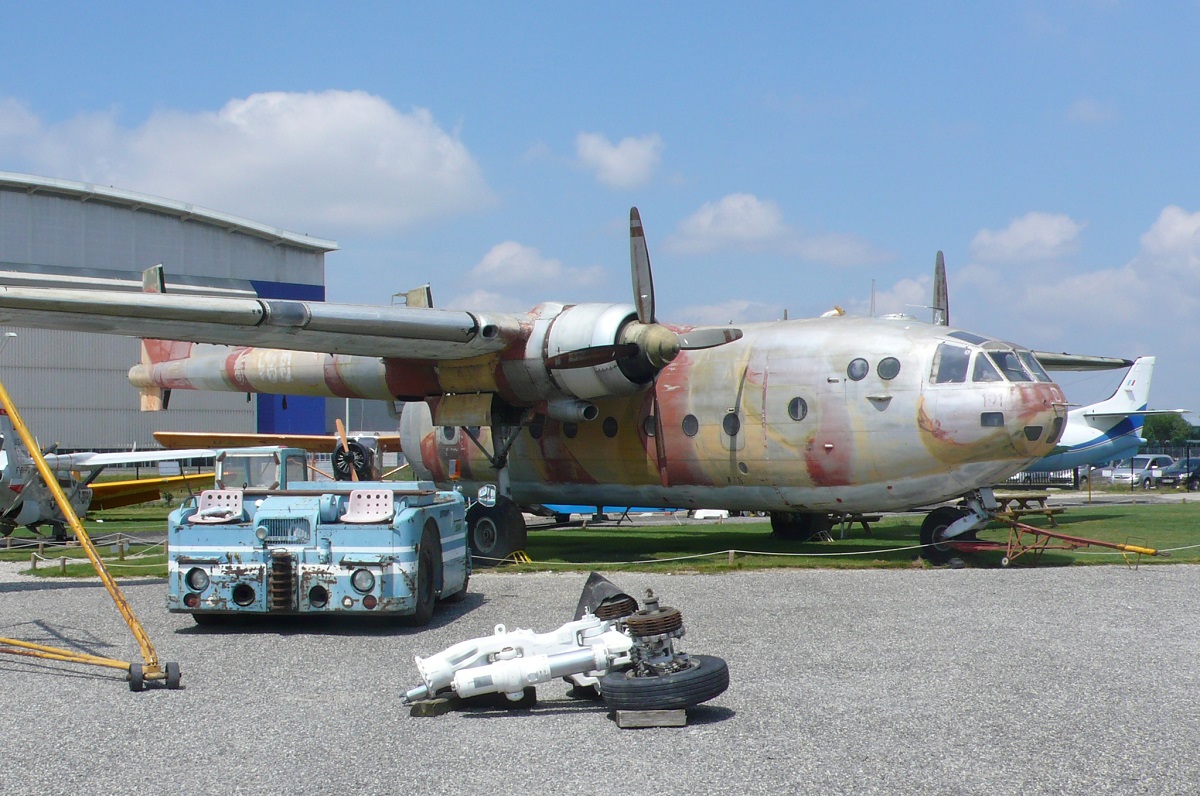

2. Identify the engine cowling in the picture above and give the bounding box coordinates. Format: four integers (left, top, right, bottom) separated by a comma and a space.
500, 302, 652, 405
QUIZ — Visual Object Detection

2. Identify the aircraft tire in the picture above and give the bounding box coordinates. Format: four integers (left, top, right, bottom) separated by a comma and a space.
920, 506, 968, 565
466, 497, 528, 567
409, 525, 439, 626
599, 654, 729, 711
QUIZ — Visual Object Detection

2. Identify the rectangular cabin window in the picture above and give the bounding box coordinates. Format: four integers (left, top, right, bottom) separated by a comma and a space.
987, 350, 1032, 382
972, 352, 1004, 382
931, 343, 971, 384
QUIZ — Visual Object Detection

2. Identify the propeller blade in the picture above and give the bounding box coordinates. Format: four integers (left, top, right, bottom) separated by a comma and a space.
678, 327, 743, 350
932, 251, 948, 326
334, 417, 358, 482
546, 343, 639, 370
630, 207, 655, 325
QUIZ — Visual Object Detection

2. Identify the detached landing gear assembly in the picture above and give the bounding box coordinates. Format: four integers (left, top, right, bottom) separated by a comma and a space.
0, 378, 182, 691
404, 573, 728, 727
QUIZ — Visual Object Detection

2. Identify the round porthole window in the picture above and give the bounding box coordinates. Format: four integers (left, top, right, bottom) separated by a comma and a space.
722, 413, 741, 436
847, 358, 869, 381
788, 397, 808, 421
878, 357, 901, 380
682, 414, 699, 437
440, 426, 456, 441
643, 416, 657, 437
602, 417, 619, 438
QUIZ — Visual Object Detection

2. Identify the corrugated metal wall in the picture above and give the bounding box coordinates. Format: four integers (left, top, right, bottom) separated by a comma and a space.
0, 181, 330, 450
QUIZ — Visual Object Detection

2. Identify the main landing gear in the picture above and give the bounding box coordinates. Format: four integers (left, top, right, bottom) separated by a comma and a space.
465, 496, 528, 567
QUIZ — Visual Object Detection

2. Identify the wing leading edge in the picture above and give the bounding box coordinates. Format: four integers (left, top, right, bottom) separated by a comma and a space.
0, 286, 522, 360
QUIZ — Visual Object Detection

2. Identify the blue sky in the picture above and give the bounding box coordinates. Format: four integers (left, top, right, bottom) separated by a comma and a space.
2, 2, 1199, 412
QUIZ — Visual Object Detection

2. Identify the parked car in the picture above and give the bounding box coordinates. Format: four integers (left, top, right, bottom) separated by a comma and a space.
1156, 459, 1200, 491
1105, 455, 1175, 489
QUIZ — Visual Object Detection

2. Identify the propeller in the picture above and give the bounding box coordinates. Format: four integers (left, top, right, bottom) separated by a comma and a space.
549, 207, 743, 373
333, 417, 360, 482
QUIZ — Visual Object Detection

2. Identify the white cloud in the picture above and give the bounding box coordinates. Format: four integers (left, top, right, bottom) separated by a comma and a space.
666, 194, 790, 254
575, 132, 662, 189
1137, 205, 1200, 277
665, 193, 890, 266
845, 275, 932, 319
0, 91, 494, 234
471, 241, 566, 283
673, 298, 781, 325
969, 211, 1086, 263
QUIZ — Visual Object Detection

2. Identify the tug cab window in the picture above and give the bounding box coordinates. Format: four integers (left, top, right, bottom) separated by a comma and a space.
931, 344, 970, 384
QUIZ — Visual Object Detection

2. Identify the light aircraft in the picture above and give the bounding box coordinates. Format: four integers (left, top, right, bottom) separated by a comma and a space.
0, 410, 212, 538
0, 208, 1105, 559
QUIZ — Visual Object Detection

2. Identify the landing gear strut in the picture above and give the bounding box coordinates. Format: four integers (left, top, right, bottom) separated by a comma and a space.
461, 417, 532, 567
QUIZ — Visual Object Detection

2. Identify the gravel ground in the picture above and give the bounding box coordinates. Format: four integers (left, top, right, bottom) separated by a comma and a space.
0, 563, 1197, 795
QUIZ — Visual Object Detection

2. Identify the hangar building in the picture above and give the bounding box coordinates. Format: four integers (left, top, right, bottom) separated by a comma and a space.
0, 171, 338, 450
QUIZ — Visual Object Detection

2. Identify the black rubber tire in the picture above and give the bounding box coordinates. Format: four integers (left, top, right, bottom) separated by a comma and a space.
466, 497, 528, 566
165, 661, 182, 689
769, 511, 831, 541
600, 654, 729, 711
920, 506, 968, 565
410, 526, 439, 626
128, 663, 145, 692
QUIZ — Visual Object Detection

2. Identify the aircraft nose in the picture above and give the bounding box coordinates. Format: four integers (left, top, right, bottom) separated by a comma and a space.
1015, 384, 1067, 453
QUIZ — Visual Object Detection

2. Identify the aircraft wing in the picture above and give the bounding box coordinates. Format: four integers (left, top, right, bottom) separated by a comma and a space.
0, 286, 521, 360
89, 472, 215, 511
1032, 351, 1134, 371
153, 431, 403, 453
41, 448, 216, 470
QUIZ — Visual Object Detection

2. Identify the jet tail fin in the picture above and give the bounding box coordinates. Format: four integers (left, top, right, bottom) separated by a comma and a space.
1081, 356, 1156, 418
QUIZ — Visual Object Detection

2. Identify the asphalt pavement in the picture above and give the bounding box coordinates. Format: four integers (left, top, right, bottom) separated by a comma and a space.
0, 564, 1196, 795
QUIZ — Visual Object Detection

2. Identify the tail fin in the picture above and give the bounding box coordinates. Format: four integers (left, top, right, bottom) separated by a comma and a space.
931, 251, 948, 326
1082, 356, 1155, 417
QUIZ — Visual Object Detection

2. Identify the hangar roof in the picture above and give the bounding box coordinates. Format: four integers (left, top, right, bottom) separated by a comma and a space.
0, 171, 338, 254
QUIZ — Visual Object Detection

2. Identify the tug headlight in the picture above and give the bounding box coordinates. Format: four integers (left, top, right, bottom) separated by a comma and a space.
254, 525, 269, 542
351, 568, 375, 593
185, 567, 210, 592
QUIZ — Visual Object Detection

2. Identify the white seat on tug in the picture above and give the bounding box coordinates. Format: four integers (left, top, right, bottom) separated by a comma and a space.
191, 489, 244, 524
340, 489, 396, 524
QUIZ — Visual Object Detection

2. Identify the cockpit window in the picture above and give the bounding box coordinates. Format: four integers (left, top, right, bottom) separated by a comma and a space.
988, 350, 1032, 382
931, 344, 970, 384
1018, 351, 1053, 383
948, 330, 989, 345
972, 353, 1003, 382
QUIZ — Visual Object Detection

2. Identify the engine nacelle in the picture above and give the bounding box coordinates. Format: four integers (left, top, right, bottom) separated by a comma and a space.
527, 302, 648, 402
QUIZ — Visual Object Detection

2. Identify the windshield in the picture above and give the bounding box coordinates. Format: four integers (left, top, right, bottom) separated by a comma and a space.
218, 453, 280, 489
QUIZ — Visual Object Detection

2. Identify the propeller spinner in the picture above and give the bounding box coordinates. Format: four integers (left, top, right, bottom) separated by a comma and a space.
550, 207, 742, 373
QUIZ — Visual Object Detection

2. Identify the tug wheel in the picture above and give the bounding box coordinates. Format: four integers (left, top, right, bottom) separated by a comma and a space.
919, 507, 969, 565
410, 525, 440, 626
599, 654, 729, 711
466, 497, 527, 567
165, 661, 182, 689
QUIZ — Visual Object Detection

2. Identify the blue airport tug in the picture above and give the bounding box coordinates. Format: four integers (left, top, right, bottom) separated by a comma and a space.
166, 447, 469, 625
